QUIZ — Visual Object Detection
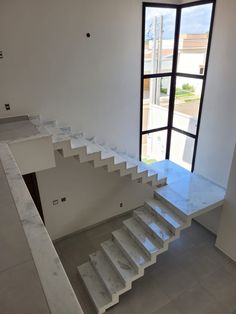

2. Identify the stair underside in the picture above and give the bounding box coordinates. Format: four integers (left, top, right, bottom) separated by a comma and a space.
35, 120, 167, 187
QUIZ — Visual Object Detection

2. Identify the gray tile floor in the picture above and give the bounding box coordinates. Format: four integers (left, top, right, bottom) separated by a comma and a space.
54, 215, 236, 314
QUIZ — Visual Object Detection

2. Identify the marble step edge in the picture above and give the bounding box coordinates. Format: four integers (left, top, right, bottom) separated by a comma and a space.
81, 149, 162, 186
133, 207, 176, 245
35, 118, 167, 185
101, 239, 141, 287
78, 262, 114, 314
144, 199, 186, 233
122, 218, 165, 260
54, 137, 158, 184
154, 189, 190, 224
112, 229, 152, 273
89, 250, 129, 303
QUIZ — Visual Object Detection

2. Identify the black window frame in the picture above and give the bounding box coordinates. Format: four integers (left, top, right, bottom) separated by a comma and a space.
140, 0, 216, 171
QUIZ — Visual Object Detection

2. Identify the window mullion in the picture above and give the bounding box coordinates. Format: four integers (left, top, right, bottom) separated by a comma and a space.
166, 7, 182, 159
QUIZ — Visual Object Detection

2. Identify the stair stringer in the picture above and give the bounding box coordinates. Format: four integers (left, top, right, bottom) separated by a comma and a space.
32, 117, 167, 188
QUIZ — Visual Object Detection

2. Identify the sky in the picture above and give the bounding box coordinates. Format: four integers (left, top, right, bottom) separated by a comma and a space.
145, 3, 213, 40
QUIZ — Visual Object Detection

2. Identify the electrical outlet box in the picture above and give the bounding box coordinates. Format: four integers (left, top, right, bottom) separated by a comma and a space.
61, 197, 66, 202
120, 202, 123, 208
0, 51, 3, 59
5, 104, 10, 111
53, 199, 59, 206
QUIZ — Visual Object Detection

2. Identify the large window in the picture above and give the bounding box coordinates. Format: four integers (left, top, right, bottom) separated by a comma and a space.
140, 0, 215, 171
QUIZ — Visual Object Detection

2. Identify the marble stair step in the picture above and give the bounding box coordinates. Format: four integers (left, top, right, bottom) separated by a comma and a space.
123, 218, 163, 258
71, 137, 101, 155
145, 199, 185, 233
112, 229, 150, 272
86, 142, 115, 160
78, 262, 112, 314
134, 208, 174, 246
113, 154, 126, 165
70, 136, 87, 150
89, 250, 127, 301
137, 163, 157, 177
101, 239, 140, 286
118, 157, 158, 181
120, 164, 138, 176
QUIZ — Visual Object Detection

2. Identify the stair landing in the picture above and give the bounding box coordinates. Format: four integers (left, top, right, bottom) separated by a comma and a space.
151, 160, 225, 219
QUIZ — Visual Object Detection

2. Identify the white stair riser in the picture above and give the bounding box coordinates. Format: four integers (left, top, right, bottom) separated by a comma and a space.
112, 236, 146, 274
154, 192, 190, 223
101, 248, 132, 288
107, 162, 127, 173
132, 213, 172, 249
93, 156, 114, 168
142, 175, 157, 185
143, 203, 182, 235
122, 224, 157, 262
78, 151, 101, 163
119, 166, 138, 177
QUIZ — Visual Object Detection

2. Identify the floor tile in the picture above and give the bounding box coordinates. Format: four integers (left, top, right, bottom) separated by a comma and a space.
0, 261, 50, 314
55, 212, 236, 314
200, 267, 236, 312
173, 284, 228, 314
131, 275, 170, 313
153, 301, 182, 314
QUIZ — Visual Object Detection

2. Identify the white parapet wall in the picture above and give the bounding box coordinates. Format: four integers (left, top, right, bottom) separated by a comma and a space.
216, 144, 236, 262
9, 134, 56, 175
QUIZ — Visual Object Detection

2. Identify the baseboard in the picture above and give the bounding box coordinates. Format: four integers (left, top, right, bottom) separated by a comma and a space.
53, 207, 135, 244
0, 115, 29, 124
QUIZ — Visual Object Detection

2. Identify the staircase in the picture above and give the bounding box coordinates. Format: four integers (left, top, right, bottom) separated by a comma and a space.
31, 117, 167, 187
77, 196, 191, 314
31, 116, 225, 314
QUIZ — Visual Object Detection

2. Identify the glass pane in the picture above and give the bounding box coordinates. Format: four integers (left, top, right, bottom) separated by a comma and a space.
144, 7, 176, 74
170, 130, 195, 170
142, 77, 171, 131
177, 4, 213, 75
142, 130, 167, 164
173, 77, 203, 135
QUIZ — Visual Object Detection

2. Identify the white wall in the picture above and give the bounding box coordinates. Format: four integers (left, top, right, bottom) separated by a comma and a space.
216, 145, 236, 261
0, 0, 179, 156
194, 0, 236, 189
192, 0, 236, 233
36, 152, 153, 240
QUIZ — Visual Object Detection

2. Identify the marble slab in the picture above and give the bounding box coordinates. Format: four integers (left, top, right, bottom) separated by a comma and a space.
78, 262, 112, 314
155, 164, 225, 219
123, 218, 161, 257
112, 229, 149, 271
134, 208, 173, 243
89, 250, 126, 298
101, 239, 139, 285
144, 199, 184, 231
147, 160, 192, 184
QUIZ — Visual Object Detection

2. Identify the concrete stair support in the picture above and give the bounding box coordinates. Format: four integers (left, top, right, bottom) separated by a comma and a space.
33, 118, 167, 187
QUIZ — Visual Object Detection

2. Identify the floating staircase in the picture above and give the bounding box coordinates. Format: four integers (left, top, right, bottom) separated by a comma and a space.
77, 197, 190, 314
31, 117, 167, 187
30, 116, 225, 314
